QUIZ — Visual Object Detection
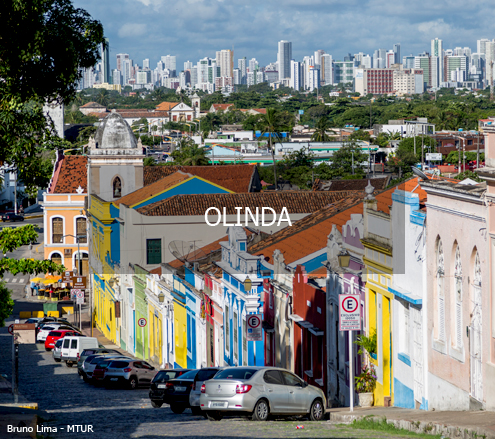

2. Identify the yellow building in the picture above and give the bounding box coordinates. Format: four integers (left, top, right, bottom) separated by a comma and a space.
43, 154, 89, 274
362, 195, 394, 407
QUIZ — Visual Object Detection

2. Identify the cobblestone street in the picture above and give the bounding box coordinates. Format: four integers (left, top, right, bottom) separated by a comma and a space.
0, 326, 437, 439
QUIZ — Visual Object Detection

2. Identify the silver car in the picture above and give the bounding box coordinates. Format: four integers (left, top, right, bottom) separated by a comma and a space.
104, 359, 157, 389
52, 339, 63, 362
200, 367, 326, 422
83, 355, 130, 381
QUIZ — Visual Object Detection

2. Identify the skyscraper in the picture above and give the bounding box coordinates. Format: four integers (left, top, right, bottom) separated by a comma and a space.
143, 59, 150, 70
238, 57, 247, 84
277, 40, 292, 80
478, 39, 490, 57
249, 58, 259, 73
116, 53, 129, 72
321, 54, 333, 85
393, 43, 401, 65
216, 50, 234, 78
184, 61, 193, 71
431, 38, 443, 87
290, 60, 302, 91
161, 55, 177, 76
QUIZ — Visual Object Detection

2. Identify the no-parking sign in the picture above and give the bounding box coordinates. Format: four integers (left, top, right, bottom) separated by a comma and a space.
246, 314, 262, 341
339, 294, 361, 331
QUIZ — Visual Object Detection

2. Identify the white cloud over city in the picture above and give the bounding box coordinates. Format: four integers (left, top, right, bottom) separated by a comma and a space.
73, 0, 495, 68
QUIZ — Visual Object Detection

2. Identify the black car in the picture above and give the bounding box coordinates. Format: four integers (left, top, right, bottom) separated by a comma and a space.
149, 368, 191, 408
161, 369, 198, 413
2, 213, 24, 222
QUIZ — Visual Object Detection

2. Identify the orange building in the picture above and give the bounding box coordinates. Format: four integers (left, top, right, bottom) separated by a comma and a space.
43, 153, 89, 275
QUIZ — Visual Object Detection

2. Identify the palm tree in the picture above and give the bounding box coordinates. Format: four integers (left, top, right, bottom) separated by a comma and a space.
95, 89, 109, 107
259, 108, 284, 190
311, 117, 336, 142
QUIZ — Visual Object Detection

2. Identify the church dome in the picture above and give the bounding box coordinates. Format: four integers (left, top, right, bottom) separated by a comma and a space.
94, 112, 137, 149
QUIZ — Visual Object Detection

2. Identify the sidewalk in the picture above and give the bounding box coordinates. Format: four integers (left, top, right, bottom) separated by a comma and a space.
328, 406, 495, 439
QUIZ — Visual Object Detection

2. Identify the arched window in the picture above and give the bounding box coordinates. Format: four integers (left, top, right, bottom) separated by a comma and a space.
51, 252, 62, 266
52, 217, 63, 244
113, 177, 122, 198
471, 251, 482, 400
454, 245, 463, 348
76, 217, 87, 244
436, 239, 445, 341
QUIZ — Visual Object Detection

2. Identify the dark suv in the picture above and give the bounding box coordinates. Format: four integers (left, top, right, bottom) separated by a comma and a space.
149, 369, 191, 408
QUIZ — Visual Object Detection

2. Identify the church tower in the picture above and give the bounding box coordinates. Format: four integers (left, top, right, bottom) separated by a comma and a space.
191, 93, 201, 119
87, 111, 144, 202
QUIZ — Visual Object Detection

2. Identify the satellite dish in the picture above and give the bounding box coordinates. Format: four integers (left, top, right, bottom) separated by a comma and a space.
411, 166, 430, 181
168, 240, 207, 263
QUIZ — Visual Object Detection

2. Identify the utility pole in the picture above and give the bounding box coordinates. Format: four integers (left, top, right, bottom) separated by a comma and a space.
477, 131, 480, 168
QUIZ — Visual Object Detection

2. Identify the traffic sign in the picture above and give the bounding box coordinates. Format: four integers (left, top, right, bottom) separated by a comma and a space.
246, 314, 262, 341
76, 289, 84, 305
8, 324, 13, 334
426, 153, 442, 161
72, 276, 87, 289
339, 294, 361, 331
138, 317, 147, 327
62, 271, 74, 283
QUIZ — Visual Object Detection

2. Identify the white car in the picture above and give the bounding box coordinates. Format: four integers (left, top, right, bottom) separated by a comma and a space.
37, 323, 75, 342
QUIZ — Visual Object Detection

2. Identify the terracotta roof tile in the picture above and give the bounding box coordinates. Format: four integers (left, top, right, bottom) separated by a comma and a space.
51, 156, 87, 194
143, 165, 258, 193
155, 102, 178, 111
114, 171, 192, 207
136, 191, 358, 217
313, 177, 390, 191
150, 266, 162, 275
117, 110, 169, 118
80, 102, 106, 108
211, 104, 234, 111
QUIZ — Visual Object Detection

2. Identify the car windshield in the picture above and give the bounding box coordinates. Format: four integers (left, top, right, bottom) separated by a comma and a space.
55, 340, 63, 347
43, 326, 55, 332
108, 361, 129, 368
48, 331, 61, 337
214, 368, 258, 380
196, 368, 220, 382
172, 369, 198, 380
152, 370, 183, 383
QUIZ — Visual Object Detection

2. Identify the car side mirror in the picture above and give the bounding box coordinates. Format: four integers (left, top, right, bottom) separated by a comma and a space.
303, 381, 308, 388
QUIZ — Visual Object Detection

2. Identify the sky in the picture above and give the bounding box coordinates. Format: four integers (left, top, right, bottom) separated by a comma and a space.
73, 0, 495, 71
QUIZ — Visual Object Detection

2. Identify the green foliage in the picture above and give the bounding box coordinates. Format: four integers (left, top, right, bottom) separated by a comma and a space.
454, 170, 482, 182
282, 148, 314, 168
0, 0, 105, 190
143, 157, 156, 166
329, 140, 367, 177
445, 151, 484, 164
355, 364, 377, 393
0, 283, 14, 327
171, 140, 209, 166
354, 330, 377, 356
311, 117, 334, 142
350, 416, 443, 438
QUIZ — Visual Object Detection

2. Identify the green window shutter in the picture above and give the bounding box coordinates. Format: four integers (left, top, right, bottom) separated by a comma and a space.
146, 239, 162, 265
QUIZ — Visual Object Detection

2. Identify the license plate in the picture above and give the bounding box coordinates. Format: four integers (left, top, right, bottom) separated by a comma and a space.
157, 384, 166, 389
175, 386, 186, 392
110, 378, 118, 381
211, 402, 227, 408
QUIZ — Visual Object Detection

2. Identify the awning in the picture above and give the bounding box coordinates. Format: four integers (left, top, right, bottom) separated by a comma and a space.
309, 327, 324, 336
388, 286, 422, 306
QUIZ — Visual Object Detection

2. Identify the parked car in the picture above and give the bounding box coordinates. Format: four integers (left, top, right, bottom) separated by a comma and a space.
83, 355, 131, 382
60, 336, 98, 367
44, 329, 80, 351
189, 368, 223, 416
77, 348, 120, 374
161, 369, 198, 414
200, 367, 326, 422
103, 360, 157, 389
90, 356, 132, 386
149, 369, 191, 408
24, 317, 43, 328
52, 339, 64, 362
37, 323, 76, 343
2, 213, 24, 222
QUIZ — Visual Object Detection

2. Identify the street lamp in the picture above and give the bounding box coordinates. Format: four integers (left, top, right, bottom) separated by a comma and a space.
158, 291, 165, 303
453, 135, 466, 174
338, 247, 351, 268
60, 234, 86, 275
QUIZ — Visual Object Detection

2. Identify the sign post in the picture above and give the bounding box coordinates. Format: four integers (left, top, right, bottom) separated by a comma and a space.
138, 318, 147, 360
339, 294, 361, 412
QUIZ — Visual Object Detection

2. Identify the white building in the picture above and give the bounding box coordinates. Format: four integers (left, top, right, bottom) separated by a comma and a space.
216, 50, 234, 79
393, 67, 424, 95
431, 38, 443, 87
277, 40, 292, 80
321, 54, 333, 85
290, 60, 302, 91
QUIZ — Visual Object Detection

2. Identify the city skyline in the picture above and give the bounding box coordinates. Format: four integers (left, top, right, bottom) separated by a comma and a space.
73, 0, 495, 71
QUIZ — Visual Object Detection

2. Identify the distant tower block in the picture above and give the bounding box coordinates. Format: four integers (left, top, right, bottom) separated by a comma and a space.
43, 100, 65, 139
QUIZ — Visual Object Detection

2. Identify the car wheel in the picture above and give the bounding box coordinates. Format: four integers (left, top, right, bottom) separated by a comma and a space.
252, 399, 269, 421
45, 347, 51, 351
309, 399, 324, 421
66, 362, 73, 367
151, 400, 163, 408
82, 375, 90, 383
190, 407, 202, 416
128, 376, 138, 390
54, 358, 61, 362
170, 404, 186, 414
206, 410, 223, 421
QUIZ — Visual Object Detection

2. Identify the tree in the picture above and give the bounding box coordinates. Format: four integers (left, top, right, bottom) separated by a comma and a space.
397, 136, 436, 163
143, 157, 156, 166
171, 140, 209, 166
0, 0, 105, 191
311, 117, 335, 142
329, 140, 367, 177
259, 108, 286, 190
0, 225, 65, 326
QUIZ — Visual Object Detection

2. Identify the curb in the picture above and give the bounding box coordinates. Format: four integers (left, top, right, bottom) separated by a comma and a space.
329, 411, 495, 439
0, 402, 39, 410
24, 214, 43, 219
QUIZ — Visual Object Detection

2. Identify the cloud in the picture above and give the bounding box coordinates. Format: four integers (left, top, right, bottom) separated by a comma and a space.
118, 23, 147, 38
73, 0, 493, 69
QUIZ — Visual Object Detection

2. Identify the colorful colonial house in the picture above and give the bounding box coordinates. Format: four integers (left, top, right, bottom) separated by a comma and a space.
44, 152, 89, 274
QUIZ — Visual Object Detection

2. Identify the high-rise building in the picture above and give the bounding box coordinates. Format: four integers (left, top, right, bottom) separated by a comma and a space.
393, 43, 401, 64
373, 49, 387, 68
333, 61, 355, 84
116, 53, 129, 72
478, 39, 490, 57
361, 55, 372, 69
238, 57, 247, 84
290, 60, 302, 91
314, 49, 325, 68
355, 68, 393, 96
184, 61, 193, 71
386, 50, 395, 68
161, 55, 177, 76
431, 38, 443, 88
485, 41, 495, 88
446, 56, 468, 83
403, 55, 415, 69
216, 49, 234, 78
414, 55, 430, 89
112, 69, 122, 86
321, 54, 333, 85
101, 38, 111, 84
143, 59, 150, 70
308, 67, 320, 91
197, 58, 212, 84
233, 68, 241, 85
249, 58, 259, 73
277, 40, 292, 80
190, 66, 198, 88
